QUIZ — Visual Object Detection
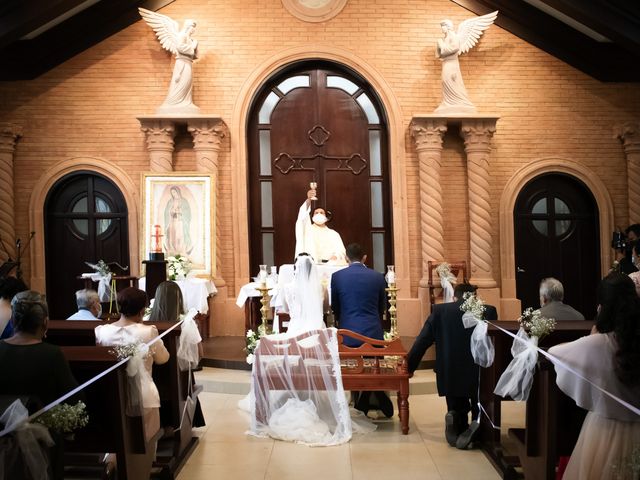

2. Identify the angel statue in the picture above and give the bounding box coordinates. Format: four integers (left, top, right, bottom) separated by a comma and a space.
435, 11, 498, 114
139, 8, 201, 114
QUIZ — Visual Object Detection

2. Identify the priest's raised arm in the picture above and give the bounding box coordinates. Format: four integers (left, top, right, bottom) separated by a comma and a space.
294, 188, 346, 264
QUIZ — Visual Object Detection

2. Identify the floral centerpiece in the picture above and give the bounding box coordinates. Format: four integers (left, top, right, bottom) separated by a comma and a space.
34, 401, 89, 434
85, 260, 113, 303
518, 307, 556, 340
167, 255, 191, 281
245, 329, 260, 365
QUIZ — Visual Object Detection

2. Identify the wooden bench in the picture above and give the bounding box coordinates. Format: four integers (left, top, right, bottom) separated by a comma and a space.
62, 346, 156, 480
252, 329, 410, 435
478, 320, 592, 479
508, 358, 586, 480
48, 321, 199, 479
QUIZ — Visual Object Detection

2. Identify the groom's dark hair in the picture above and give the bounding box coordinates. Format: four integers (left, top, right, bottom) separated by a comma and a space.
454, 282, 477, 299
346, 243, 365, 262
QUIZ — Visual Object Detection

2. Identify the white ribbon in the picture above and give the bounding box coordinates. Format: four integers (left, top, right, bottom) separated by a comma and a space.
0, 399, 54, 480
0, 318, 185, 438
438, 270, 456, 303
493, 328, 538, 401
124, 344, 153, 416
488, 321, 640, 416
462, 312, 495, 368
89, 272, 112, 302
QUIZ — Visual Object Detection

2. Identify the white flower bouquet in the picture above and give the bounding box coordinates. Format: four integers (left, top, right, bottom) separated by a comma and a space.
34, 401, 89, 433
460, 291, 486, 319
167, 254, 191, 280
518, 307, 556, 339
245, 329, 260, 364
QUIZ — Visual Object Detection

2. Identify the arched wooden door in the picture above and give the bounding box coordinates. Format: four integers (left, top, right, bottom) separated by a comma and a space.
514, 173, 600, 319
45, 172, 129, 318
248, 61, 393, 274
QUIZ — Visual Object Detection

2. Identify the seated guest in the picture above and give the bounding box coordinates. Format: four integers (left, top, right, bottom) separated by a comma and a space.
539, 278, 585, 320
331, 243, 393, 418
408, 283, 498, 449
148, 281, 184, 323
0, 290, 79, 480
549, 273, 640, 479
0, 276, 28, 339
95, 287, 170, 443
67, 289, 101, 320
628, 242, 640, 297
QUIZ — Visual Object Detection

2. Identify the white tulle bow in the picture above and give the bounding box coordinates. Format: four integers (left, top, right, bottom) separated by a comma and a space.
177, 308, 202, 371
461, 311, 495, 367
89, 272, 112, 302
0, 399, 54, 480
493, 328, 539, 401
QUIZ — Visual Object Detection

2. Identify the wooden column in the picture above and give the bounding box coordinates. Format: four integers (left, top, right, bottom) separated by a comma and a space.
410, 119, 448, 288
139, 119, 175, 172
188, 119, 227, 288
615, 121, 640, 225
0, 123, 22, 262
461, 118, 497, 288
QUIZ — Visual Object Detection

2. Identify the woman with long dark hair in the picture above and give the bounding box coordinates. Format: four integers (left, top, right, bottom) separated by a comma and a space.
549, 273, 640, 479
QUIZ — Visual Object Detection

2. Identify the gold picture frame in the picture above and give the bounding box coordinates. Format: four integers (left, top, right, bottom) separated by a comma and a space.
142, 173, 215, 277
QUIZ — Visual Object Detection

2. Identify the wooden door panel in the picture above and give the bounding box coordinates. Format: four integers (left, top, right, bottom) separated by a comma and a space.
249, 63, 391, 274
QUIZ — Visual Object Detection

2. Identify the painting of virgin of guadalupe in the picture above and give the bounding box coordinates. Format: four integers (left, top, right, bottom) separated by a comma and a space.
143, 175, 213, 275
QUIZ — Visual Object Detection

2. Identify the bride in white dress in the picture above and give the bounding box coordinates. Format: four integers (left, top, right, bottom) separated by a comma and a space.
243, 255, 374, 445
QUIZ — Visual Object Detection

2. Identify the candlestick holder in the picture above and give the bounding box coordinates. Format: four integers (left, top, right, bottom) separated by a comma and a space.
256, 281, 271, 336
385, 283, 399, 339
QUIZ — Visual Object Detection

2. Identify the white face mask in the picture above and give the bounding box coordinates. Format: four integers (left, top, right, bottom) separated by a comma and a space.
312, 214, 327, 225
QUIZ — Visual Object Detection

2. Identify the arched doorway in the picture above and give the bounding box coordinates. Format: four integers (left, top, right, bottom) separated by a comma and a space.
45, 172, 129, 318
514, 173, 600, 319
247, 60, 393, 274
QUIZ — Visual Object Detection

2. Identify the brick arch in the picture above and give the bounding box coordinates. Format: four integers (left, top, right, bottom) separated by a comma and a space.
499, 158, 614, 304
230, 45, 409, 293
28, 157, 140, 292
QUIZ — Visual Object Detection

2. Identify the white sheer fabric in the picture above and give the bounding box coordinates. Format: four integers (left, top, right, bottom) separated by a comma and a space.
279, 256, 325, 336
461, 312, 494, 368
0, 399, 53, 480
248, 328, 357, 446
493, 328, 538, 401
177, 308, 202, 371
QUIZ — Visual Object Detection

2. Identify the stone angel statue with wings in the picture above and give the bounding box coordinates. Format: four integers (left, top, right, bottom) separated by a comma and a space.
435, 11, 498, 114
139, 8, 201, 114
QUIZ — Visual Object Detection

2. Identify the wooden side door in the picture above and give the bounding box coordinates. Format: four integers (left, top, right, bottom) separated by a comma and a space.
45, 172, 129, 318
514, 173, 600, 319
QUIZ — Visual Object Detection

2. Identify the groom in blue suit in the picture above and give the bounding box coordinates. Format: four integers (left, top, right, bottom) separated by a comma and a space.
331, 243, 392, 417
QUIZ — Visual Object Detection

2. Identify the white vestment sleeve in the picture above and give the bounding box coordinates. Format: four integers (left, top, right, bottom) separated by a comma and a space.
294, 200, 313, 260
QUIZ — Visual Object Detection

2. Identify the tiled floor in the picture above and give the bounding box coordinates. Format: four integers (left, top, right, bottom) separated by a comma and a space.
179, 368, 524, 480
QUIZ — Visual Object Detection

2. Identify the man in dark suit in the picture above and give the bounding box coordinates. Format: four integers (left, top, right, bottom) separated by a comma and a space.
408, 282, 498, 449
331, 243, 392, 417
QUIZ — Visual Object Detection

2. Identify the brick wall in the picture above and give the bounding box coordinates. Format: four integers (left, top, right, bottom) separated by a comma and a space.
0, 0, 638, 326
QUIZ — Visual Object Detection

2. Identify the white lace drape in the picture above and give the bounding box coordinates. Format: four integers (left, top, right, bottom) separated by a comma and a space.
248, 328, 354, 446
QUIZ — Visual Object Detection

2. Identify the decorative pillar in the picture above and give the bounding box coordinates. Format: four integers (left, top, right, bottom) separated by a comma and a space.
461, 118, 498, 288
139, 119, 175, 172
0, 123, 22, 262
615, 121, 640, 225
188, 119, 227, 287
410, 118, 448, 287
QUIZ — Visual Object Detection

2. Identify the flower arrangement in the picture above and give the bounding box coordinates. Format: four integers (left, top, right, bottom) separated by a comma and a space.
34, 401, 89, 433
167, 255, 191, 280
518, 307, 556, 339
460, 291, 486, 319
435, 262, 457, 284
110, 342, 147, 361
245, 329, 260, 364
85, 260, 111, 277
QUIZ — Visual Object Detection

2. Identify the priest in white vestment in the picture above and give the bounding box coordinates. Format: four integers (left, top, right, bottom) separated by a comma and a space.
295, 189, 346, 264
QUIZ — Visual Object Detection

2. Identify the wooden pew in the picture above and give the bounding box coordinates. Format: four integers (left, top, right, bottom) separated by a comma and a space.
478, 320, 592, 479
508, 358, 586, 480
252, 329, 410, 435
47, 320, 199, 479
62, 346, 155, 480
